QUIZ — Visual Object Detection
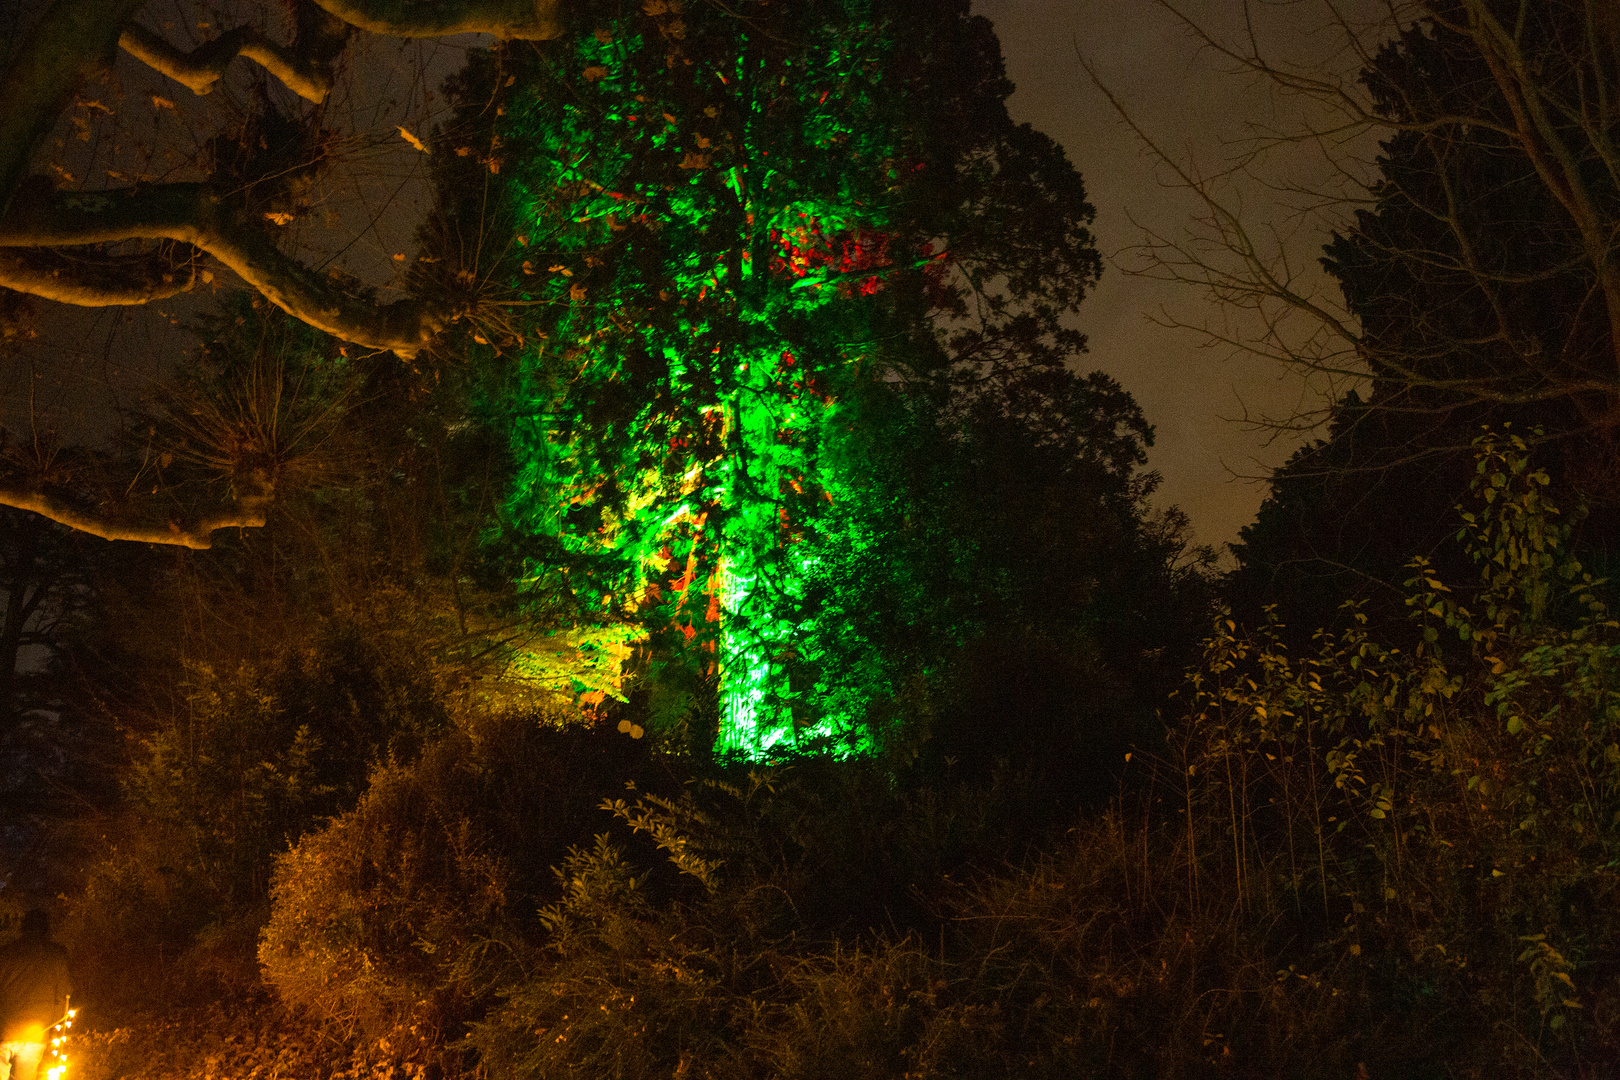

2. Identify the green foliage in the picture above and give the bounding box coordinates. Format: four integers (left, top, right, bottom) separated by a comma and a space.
1171, 428, 1620, 1069
796, 364, 1209, 792
469, 0, 1106, 752
261, 427, 1620, 1077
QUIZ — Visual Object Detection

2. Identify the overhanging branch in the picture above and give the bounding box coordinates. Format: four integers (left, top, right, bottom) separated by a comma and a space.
0, 182, 443, 356
308, 0, 563, 40
118, 22, 335, 104
0, 486, 267, 550
0, 245, 201, 305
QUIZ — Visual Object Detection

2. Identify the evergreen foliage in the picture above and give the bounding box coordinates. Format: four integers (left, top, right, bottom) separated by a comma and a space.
1235, 0, 1620, 627
476, 0, 1113, 754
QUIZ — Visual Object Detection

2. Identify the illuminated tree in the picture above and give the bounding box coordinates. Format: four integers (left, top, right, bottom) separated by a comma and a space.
477, 0, 1103, 754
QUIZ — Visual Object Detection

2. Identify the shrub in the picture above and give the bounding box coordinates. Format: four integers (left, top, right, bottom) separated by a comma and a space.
260, 714, 658, 1041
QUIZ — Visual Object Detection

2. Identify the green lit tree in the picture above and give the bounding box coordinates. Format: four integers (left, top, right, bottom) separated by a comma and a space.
465, 0, 1103, 754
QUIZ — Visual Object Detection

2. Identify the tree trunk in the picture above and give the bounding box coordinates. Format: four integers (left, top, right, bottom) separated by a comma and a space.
0, 0, 149, 219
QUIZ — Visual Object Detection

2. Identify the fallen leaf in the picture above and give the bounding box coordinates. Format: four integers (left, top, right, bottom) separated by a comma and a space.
263, 211, 294, 225
152, 95, 176, 110
582, 66, 610, 82
397, 126, 428, 152
392, 252, 405, 261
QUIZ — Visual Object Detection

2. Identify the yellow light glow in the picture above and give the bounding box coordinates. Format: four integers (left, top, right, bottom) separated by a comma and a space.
44, 1007, 77, 1080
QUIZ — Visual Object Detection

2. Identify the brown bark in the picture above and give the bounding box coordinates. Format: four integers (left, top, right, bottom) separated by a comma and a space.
0, 183, 444, 357
307, 0, 563, 40
0, 486, 269, 549
0, 245, 200, 306
0, 0, 149, 220
118, 22, 334, 104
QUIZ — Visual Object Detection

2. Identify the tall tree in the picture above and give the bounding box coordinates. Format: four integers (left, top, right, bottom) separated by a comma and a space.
1259, 2, 1620, 631
1107, 2, 1620, 625
467, 0, 1107, 753
1113, 0, 1620, 430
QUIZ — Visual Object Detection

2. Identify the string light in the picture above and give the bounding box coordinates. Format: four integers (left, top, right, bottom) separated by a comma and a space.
43, 1007, 76, 1080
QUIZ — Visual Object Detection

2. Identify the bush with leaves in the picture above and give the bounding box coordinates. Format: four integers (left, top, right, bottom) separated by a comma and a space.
259, 713, 662, 1045
65, 612, 457, 1015
1167, 428, 1620, 1071
464, 761, 1382, 1080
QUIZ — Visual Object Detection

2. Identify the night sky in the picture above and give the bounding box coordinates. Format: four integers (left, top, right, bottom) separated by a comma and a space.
976, 0, 1385, 548
3, 0, 1393, 551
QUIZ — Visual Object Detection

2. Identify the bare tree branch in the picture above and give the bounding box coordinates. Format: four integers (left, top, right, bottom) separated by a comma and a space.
0, 485, 268, 549
1084, 0, 1620, 436
117, 21, 336, 104
0, 245, 202, 306
307, 0, 563, 40
0, 182, 444, 356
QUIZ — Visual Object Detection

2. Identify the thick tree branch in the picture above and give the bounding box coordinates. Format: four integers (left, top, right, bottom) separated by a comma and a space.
0, 245, 201, 306
0, 0, 149, 220
308, 0, 563, 40
0, 182, 443, 356
0, 486, 267, 549
118, 22, 334, 104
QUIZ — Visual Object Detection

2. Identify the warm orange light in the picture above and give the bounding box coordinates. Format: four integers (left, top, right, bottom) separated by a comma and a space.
44, 1007, 77, 1080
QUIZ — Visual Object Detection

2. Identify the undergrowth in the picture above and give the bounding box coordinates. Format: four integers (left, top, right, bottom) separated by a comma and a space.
55, 431, 1620, 1079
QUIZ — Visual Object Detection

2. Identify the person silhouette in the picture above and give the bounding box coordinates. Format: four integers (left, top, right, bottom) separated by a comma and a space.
0, 910, 72, 1080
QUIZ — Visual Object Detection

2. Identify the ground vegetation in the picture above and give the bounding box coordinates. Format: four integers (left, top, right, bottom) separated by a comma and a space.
3, 4, 1615, 1080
